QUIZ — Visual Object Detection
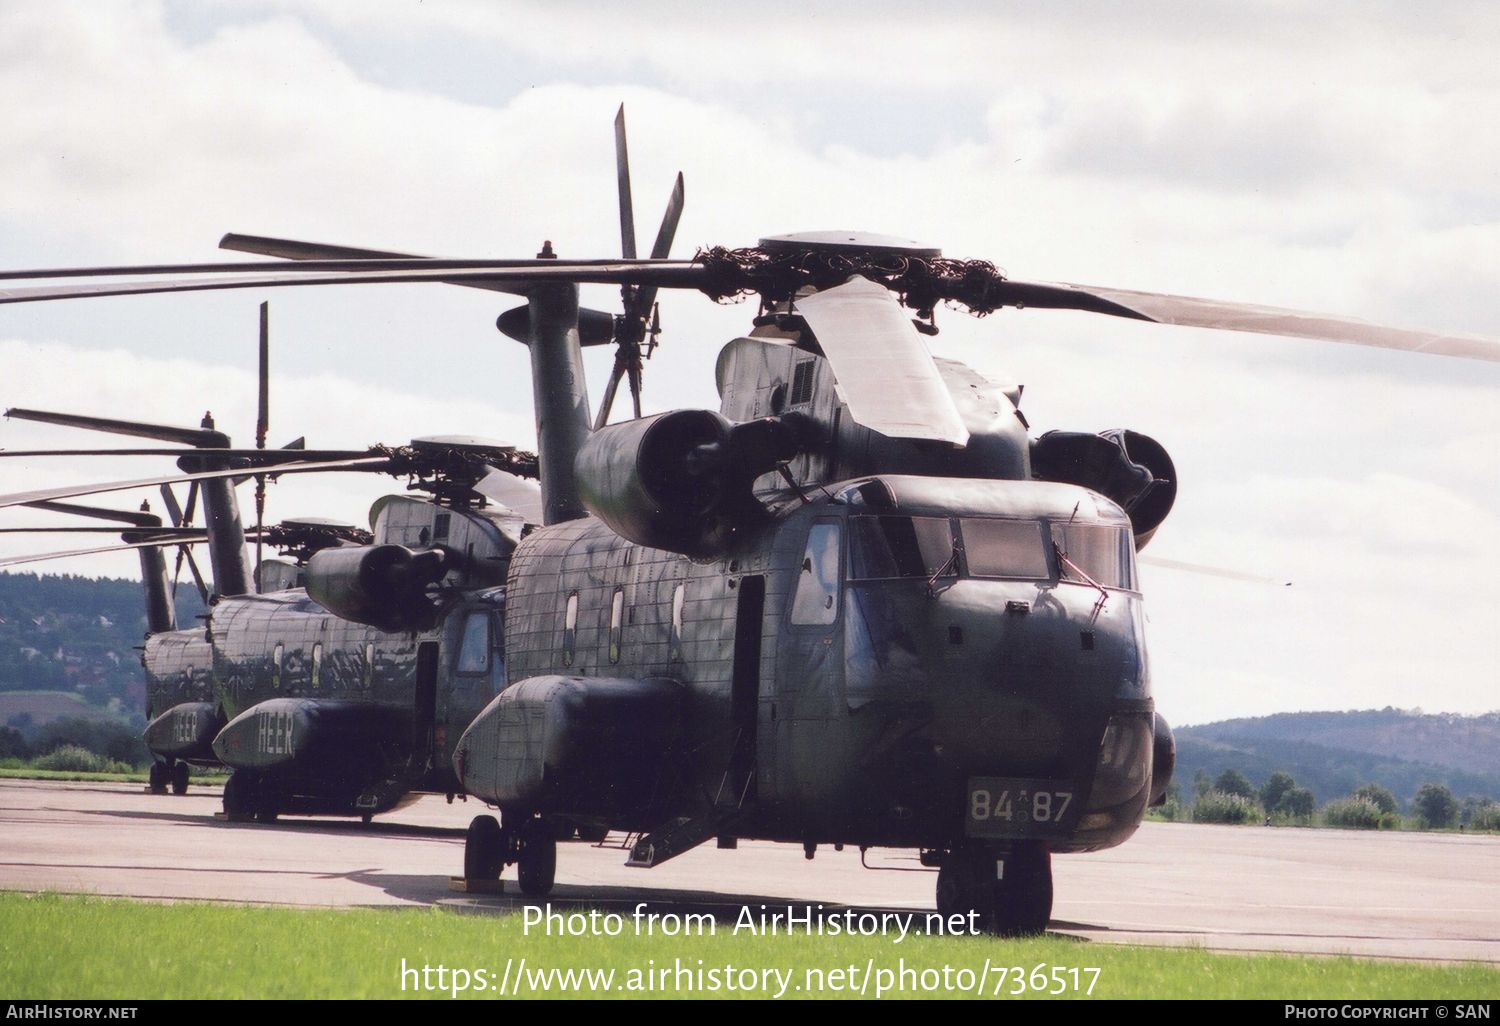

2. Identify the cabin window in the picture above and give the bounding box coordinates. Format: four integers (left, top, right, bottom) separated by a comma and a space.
311, 643, 323, 689
562, 592, 579, 668
433, 513, 451, 542
456, 611, 491, 674
791, 520, 842, 625
669, 584, 685, 661
849, 516, 954, 579
272, 643, 284, 690
608, 588, 625, 664
790, 359, 815, 405
363, 642, 375, 689
961, 519, 1051, 580
1052, 523, 1137, 591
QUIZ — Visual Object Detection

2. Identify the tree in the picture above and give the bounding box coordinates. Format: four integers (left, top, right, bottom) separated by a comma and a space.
1280, 786, 1315, 821
1213, 768, 1257, 801
1260, 771, 1296, 811
1193, 768, 1211, 799
1352, 783, 1398, 817
1414, 783, 1458, 829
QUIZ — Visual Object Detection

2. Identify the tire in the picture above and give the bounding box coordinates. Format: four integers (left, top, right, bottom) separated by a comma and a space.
464, 815, 504, 880
222, 772, 257, 823
170, 762, 189, 796
936, 844, 1053, 937
992, 845, 1053, 938
147, 762, 168, 795
516, 819, 557, 897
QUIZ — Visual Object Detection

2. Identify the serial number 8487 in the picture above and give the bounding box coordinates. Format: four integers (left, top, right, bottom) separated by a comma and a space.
970, 788, 1072, 823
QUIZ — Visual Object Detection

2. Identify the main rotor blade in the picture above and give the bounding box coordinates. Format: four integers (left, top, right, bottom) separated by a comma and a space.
0, 261, 709, 305
221, 233, 539, 298
0, 525, 202, 537
0, 447, 374, 462
795, 276, 970, 445
6, 408, 220, 446
1140, 555, 1292, 587
472, 470, 543, 524
987, 278, 1500, 362
23, 498, 164, 527
616, 105, 637, 260
0, 456, 392, 510
0, 538, 205, 569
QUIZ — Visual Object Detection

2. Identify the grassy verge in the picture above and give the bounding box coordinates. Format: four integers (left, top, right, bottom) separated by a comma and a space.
0, 767, 148, 783
0, 767, 228, 783
2, 893, 1495, 1000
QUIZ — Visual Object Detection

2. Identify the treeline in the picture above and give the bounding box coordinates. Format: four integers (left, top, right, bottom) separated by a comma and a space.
0, 716, 152, 770
1173, 725, 1500, 807
0, 571, 206, 719
1152, 767, 1500, 831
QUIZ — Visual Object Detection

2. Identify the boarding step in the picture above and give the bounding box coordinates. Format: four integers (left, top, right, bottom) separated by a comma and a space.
625, 812, 735, 869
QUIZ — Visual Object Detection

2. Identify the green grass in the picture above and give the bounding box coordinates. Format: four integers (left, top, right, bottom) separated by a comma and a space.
0, 767, 148, 783
0, 767, 228, 783
2, 893, 1495, 999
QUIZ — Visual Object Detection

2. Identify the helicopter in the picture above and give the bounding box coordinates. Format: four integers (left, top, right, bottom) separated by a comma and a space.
1, 107, 1496, 935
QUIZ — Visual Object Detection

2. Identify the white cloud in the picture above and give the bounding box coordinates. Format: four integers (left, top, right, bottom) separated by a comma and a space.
0, 1, 1495, 723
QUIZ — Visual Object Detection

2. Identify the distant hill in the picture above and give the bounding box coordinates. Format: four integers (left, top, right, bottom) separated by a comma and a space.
1175, 709, 1500, 808
0, 571, 206, 733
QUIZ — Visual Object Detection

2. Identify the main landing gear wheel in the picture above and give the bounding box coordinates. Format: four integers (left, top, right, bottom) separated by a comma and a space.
170, 761, 190, 796
147, 762, 169, 795
936, 842, 1053, 937
464, 815, 507, 881
516, 818, 557, 897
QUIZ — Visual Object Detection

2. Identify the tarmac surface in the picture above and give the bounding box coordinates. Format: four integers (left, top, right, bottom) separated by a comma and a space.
3, 778, 1497, 964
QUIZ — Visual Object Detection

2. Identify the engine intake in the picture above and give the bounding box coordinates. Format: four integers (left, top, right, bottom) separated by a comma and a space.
1031, 429, 1177, 549
575, 409, 812, 558
304, 544, 449, 632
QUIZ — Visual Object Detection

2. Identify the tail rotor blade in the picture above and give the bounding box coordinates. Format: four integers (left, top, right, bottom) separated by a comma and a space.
636, 172, 684, 325
180, 545, 210, 606
158, 485, 185, 528
594, 360, 627, 431
648, 172, 685, 261
255, 302, 270, 590
615, 104, 637, 259
256, 303, 270, 450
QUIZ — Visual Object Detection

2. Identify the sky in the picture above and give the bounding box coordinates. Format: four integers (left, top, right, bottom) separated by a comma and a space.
0, 1, 1495, 726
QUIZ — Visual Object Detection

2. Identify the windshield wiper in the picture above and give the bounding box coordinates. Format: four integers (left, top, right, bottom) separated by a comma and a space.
926, 544, 961, 597
1054, 543, 1109, 610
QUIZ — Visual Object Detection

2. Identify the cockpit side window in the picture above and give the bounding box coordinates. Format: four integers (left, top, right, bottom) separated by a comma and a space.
790, 519, 842, 625
961, 519, 1051, 580
1052, 523, 1137, 591
848, 516, 954, 579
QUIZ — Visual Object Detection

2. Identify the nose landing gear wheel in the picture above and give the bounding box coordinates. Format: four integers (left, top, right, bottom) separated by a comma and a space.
516, 818, 557, 897
936, 842, 1052, 937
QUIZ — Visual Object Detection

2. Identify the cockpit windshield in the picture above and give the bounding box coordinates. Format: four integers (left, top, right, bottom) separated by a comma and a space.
1051, 522, 1136, 591
849, 516, 953, 579
849, 514, 1137, 591
959, 519, 1051, 580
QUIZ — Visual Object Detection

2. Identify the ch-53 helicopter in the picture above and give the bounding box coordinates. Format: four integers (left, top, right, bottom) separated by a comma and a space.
2, 107, 1496, 935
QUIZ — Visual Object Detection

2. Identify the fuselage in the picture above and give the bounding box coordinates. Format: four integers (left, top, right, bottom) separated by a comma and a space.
463, 473, 1157, 855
